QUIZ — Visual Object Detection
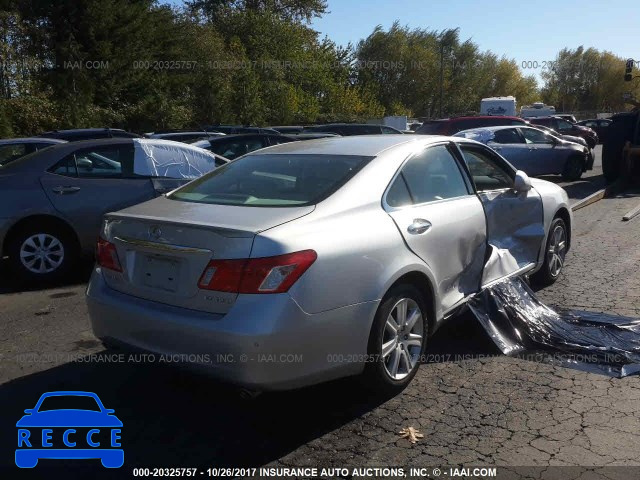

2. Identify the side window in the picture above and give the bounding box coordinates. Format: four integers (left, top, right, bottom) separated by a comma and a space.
556, 119, 573, 130
49, 155, 78, 177
492, 128, 524, 144
386, 175, 413, 207
521, 128, 553, 144
381, 126, 398, 134
0, 143, 27, 166
459, 145, 513, 192
269, 136, 295, 145
210, 137, 266, 160
399, 145, 470, 203
74, 145, 135, 178
454, 119, 479, 132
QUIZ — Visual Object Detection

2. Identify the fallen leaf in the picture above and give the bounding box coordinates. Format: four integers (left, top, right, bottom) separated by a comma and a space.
398, 426, 424, 444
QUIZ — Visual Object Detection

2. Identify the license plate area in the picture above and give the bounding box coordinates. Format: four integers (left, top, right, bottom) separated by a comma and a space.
139, 254, 181, 292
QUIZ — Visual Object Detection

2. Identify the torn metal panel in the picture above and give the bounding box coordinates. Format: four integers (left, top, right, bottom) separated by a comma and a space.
477, 187, 545, 278
469, 277, 640, 377
481, 246, 521, 287
133, 139, 217, 178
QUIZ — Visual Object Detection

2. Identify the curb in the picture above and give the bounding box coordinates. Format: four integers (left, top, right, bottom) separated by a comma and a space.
570, 179, 625, 212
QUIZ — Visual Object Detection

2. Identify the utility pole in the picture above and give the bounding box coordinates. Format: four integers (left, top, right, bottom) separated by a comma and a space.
439, 42, 444, 118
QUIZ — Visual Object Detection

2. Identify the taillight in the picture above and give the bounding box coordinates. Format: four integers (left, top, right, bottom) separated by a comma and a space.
198, 250, 317, 294
96, 238, 122, 272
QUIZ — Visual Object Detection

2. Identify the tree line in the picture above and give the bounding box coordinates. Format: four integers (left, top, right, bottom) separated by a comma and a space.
0, 0, 637, 137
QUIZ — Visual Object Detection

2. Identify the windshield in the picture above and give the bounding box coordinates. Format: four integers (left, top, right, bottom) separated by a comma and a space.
169, 153, 373, 207
38, 395, 102, 412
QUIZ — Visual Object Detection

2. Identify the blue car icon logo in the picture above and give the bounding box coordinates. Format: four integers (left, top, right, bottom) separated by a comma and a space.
16, 391, 123, 468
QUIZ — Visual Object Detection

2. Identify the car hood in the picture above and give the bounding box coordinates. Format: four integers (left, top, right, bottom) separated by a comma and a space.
530, 177, 568, 200
560, 135, 587, 146
16, 410, 123, 427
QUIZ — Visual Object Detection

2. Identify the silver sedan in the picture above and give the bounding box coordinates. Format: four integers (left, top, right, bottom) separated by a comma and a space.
87, 135, 572, 392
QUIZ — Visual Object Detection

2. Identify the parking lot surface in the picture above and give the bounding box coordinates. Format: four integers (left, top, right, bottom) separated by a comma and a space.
1, 148, 639, 473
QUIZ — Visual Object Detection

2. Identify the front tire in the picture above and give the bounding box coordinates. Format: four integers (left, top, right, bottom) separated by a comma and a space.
362, 284, 428, 393
7, 223, 77, 284
562, 156, 583, 181
531, 217, 568, 287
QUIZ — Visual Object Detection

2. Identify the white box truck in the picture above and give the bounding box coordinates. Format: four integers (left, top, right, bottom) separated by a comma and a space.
480, 96, 517, 116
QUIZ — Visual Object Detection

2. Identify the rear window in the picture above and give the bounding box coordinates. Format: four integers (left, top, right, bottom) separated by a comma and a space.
169, 154, 373, 207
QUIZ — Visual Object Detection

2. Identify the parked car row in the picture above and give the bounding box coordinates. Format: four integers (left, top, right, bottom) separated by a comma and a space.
1, 114, 593, 287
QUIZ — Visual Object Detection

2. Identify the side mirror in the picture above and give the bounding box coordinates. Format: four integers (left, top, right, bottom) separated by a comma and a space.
513, 170, 532, 192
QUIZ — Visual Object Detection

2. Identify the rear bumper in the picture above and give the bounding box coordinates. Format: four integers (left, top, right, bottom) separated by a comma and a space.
86, 268, 378, 390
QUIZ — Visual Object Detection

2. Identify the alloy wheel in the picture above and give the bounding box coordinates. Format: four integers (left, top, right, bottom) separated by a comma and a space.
381, 298, 424, 380
547, 224, 566, 277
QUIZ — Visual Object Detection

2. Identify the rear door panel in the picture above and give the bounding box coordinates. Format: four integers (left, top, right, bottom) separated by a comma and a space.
385, 143, 487, 312
39, 173, 155, 250
388, 197, 487, 311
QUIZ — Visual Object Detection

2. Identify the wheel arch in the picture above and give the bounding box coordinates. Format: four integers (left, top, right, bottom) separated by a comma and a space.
554, 207, 572, 251
383, 270, 437, 336
3, 214, 81, 257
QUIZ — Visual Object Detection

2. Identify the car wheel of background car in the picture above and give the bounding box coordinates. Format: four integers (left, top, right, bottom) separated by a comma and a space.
7, 222, 77, 284
362, 284, 427, 393
531, 217, 567, 287
561, 156, 583, 181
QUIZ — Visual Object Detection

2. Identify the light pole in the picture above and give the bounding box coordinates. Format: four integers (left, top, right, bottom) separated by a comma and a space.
439, 43, 444, 118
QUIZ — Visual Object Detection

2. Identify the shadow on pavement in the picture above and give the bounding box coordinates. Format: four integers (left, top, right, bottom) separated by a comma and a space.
0, 257, 94, 295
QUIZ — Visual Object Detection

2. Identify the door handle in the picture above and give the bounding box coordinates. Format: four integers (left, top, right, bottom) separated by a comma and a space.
407, 218, 432, 234
52, 186, 80, 195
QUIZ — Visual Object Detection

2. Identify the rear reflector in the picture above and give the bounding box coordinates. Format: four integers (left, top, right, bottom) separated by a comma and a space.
96, 238, 122, 272
198, 250, 317, 294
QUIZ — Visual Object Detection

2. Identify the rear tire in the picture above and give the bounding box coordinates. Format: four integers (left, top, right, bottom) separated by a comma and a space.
6, 222, 77, 285
362, 284, 428, 394
561, 156, 583, 181
531, 217, 568, 287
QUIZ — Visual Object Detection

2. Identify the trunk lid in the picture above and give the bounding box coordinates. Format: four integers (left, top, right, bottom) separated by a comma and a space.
101, 196, 314, 314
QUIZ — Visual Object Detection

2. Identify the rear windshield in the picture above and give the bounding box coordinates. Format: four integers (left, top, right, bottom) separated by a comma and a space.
169, 153, 373, 207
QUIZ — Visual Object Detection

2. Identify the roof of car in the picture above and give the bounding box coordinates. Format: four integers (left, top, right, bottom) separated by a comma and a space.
457, 125, 537, 133
0, 137, 67, 144
252, 134, 455, 157
40, 128, 129, 134
425, 115, 525, 122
